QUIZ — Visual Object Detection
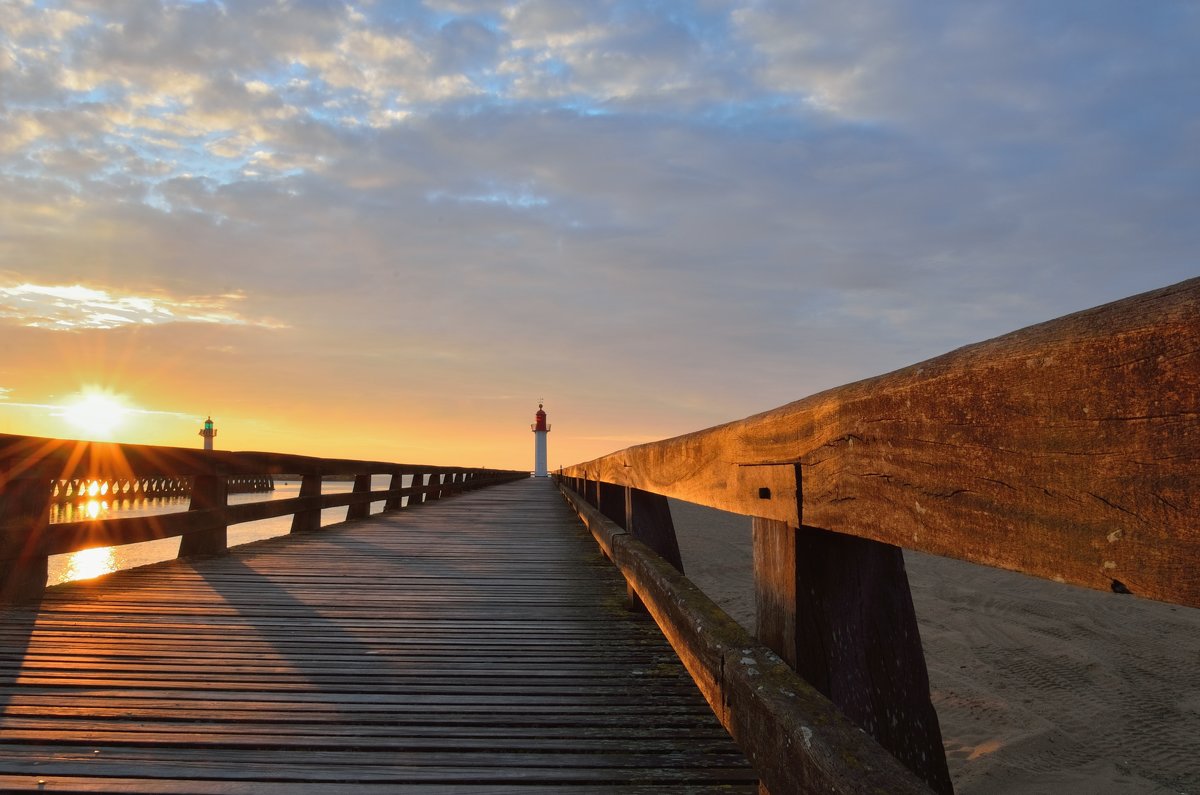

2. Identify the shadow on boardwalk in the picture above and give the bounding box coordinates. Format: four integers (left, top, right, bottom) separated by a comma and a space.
0, 480, 758, 792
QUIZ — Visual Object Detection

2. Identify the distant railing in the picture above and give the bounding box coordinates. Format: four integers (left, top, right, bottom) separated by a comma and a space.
558, 277, 1199, 795
0, 436, 527, 603
50, 474, 274, 504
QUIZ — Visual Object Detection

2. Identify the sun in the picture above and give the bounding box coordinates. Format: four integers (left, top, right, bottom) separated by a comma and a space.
61, 388, 132, 439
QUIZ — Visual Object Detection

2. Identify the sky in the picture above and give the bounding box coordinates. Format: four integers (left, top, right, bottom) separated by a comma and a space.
1, 0, 1197, 471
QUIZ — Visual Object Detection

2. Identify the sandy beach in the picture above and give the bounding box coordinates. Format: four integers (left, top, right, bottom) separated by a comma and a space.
668, 500, 1200, 794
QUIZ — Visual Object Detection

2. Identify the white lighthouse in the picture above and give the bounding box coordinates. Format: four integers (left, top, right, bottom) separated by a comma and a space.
531, 402, 550, 477
199, 416, 217, 451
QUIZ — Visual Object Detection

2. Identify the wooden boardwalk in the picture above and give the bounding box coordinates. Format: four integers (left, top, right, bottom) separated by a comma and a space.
0, 479, 757, 793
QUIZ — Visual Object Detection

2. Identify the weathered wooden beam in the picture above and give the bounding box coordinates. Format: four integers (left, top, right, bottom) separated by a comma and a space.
17, 484, 451, 559
384, 472, 405, 510
407, 472, 425, 506
563, 278, 1200, 607
559, 481, 932, 795
290, 474, 322, 533
596, 481, 627, 529
426, 472, 443, 502
178, 474, 227, 558
628, 487, 684, 573
344, 474, 373, 521
752, 519, 797, 668
0, 434, 465, 485
596, 482, 644, 611
0, 474, 51, 604
753, 518, 952, 793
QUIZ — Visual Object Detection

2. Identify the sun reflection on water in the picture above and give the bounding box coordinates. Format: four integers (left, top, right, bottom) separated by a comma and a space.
63, 546, 118, 582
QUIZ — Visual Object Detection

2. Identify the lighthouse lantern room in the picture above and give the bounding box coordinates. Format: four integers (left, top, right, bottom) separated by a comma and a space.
531, 402, 550, 477
199, 416, 217, 451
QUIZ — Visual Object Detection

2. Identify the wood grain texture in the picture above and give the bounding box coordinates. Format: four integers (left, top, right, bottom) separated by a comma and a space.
559, 481, 932, 795
0, 479, 756, 793
629, 488, 684, 574
753, 519, 952, 793
563, 278, 1200, 606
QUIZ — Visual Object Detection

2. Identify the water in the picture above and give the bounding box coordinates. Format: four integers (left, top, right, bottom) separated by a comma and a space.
47, 474, 410, 586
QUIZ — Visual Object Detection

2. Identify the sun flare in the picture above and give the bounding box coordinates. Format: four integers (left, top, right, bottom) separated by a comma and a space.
61, 388, 132, 439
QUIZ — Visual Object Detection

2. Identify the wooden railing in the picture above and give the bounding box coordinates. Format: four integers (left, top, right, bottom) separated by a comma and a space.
558, 277, 1199, 795
0, 434, 527, 603
50, 474, 275, 504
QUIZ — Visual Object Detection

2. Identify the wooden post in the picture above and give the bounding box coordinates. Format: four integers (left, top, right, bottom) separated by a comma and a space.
626, 487, 683, 573
290, 473, 322, 533
597, 481, 626, 528
752, 517, 953, 794
597, 482, 686, 611
426, 472, 443, 501
597, 482, 641, 611
408, 473, 425, 507
384, 472, 404, 511
0, 474, 51, 604
345, 473, 372, 521
179, 474, 228, 557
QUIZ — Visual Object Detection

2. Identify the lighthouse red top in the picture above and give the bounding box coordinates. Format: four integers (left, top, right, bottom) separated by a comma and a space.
531, 402, 549, 432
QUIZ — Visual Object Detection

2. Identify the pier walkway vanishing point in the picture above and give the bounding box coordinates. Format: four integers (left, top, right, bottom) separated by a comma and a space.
1, 277, 1196, 794
0, 478, 758, 793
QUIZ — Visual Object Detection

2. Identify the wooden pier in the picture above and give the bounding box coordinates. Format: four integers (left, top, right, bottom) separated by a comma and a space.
1, 277, 1197, 794
0, 478, 757, 793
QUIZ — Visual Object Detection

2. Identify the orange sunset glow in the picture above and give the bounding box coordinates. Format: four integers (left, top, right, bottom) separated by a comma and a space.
1, 2, 1194, 470
61, 388, 132, 439
1, 6, 1197, 795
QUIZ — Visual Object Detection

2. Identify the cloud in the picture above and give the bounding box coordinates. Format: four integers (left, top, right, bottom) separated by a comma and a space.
0, 1, 1196, 462
0, 283, 286, 330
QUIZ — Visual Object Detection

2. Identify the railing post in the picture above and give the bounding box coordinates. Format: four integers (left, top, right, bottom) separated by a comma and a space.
752, 517, 953, 794
345, 473, 372, 521
0, 473, 51, 604
384, 472, 404, 511
597, 481, 626, 525
179, 473, 228, 558
597, 482, 685, 609
596, 482, 640, 609
408, 472, 425, 507
427, 472, 443, 502
626, 486, 683, 573
290, 473, 322, 533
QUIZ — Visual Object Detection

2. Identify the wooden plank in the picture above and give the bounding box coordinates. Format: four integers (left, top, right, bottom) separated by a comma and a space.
0, 479, 756, 791
562, 277, 1200, 607
559, 481, 932, 795
0, 776, 755, 795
